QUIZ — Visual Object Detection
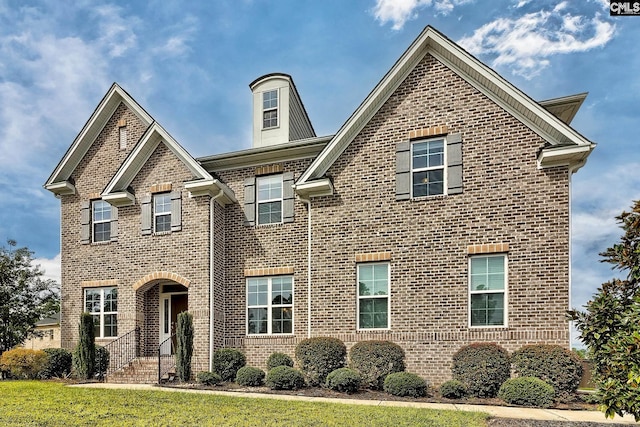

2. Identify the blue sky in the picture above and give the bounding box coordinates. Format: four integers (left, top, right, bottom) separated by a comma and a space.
0, 0, 638, 346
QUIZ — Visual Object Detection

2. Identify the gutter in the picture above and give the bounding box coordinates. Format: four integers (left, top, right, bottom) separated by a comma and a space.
209, 189, 225, 371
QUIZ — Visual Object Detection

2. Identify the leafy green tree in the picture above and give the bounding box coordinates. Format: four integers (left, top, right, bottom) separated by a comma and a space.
176, 311, 193, 382
569, 200, 640, 421
0, 240, 59, 354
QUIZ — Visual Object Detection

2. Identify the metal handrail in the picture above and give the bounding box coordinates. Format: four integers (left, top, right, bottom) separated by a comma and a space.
104, 327, 140, 378
158, 334, 176, 384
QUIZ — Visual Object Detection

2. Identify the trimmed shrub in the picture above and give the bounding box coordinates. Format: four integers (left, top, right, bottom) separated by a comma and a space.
498, 377, 555, 408
265, 366, 305, 390
266, 352, 294, 370
0, 348, 48, 379
439, 379, 468, 399
452, 343, 510, 398
176, 311, 194, 382
326, 368, 362, 394
349, 340, 405, 389
383, 372, 428, 398
213, 348, 246, 382
95, 346, 109, 380
580, 393, 601, 405
511, 344, 583, 394
236, 366, 265, 387
295, 337, 346, 386
40, 348, 72, 378
197, 371, 222, 386
73, 312, 96, 379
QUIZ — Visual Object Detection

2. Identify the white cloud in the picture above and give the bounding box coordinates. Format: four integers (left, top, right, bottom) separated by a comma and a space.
372, 0, 472, 30
458, 6, 615, 78
32, 253, 61, 284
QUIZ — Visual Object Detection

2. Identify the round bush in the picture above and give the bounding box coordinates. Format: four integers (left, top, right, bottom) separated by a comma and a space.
197, 371, 222, 386
295, 337, 346, 386
40, 348, 72, 378
325, 368, 362, 394
236, 366, 265, 387
511, 344, 583, 394
265, 366, 305, 390
213, 348, 246, 382
0, 348, 48, 379
383, 372, 428, 397
439, 379, 468, 399
498, 377, 555, 408
349, 340, 405, 389
266, 352, 294, 370
452, 343, 510, 398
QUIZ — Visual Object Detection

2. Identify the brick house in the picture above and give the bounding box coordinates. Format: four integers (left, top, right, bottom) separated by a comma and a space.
45, 26, 594, 383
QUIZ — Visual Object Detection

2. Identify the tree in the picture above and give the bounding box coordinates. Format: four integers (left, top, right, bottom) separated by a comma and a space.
569, 200, 640, 421
0, 240, 59, 354
73, 312, 96, 379
176, 311, 193, 382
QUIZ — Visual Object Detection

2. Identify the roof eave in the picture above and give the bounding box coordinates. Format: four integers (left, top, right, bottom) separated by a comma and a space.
184, 179, 237, 205
44, 181, 76, 196
293, 178, 334, 198
537, 144, 595, 172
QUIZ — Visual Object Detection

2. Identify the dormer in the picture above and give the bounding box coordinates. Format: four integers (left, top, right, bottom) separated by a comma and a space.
250, 73, 315, 148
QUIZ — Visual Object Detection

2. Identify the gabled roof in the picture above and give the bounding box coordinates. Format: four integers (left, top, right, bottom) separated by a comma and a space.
297, 26, 594, 185
539, 93, 588, 125
44, 83, 154, 196
102, 122, 236, 206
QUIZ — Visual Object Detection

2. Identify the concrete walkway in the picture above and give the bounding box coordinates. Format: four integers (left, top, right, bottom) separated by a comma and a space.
71, 383, 638, 424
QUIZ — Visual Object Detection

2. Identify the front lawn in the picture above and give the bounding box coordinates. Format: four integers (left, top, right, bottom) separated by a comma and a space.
0, 381, 488, 426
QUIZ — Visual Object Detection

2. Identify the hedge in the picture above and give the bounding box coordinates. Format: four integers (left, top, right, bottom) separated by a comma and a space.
295, 337, 346, 386
349, 340, 405, 389
452, 343, 510, 398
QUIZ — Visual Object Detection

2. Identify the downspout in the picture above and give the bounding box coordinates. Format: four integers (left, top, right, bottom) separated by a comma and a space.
567, 160, 585, 350
296, 193, 312, 339
209, 189, 224, 371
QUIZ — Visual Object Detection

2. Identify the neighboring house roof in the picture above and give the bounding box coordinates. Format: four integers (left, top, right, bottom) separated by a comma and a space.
297, 25, 595, 187
35, 312, 60, 327
102, 121, 236, 206
539, 93, 588, 126
44, 83, 154, 196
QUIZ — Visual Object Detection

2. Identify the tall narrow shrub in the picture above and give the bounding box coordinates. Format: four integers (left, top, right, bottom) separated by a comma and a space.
176, 311, 194, 382
73, 312, 95, 379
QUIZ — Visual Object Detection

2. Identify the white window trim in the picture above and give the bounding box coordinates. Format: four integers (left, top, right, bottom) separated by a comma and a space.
410, 137, 447, 198
85, 287, 118, 338
262, 89, 279, 130
246, 276, 294, 336
468, 254, 508, 329
91, 200, 111, 243
153, 193, 171, 234
357, 262, 391, 331
256, 175, 283, 225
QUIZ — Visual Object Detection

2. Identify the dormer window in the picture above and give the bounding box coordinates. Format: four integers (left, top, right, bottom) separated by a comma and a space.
262, 90, 278, 129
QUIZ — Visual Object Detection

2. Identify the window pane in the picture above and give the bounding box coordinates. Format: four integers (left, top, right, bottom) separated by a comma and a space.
258, 201, 282, 224
104, 314, 117, 337
248, 308, 268, 334
412, 169, 444, 197
94, 222, 111, 242
487, 257, 505, 274
248, 279, 268, 306
272, 307, 292, 334
155, 214, 171, 232
471, 256, 505, 291
470, 258, 487, 275
154, 194, 171, 214
85, 290, 101, 313
471, 293, 504, 326
257, 176, 282, 201
104, 287, 117, 312
359, 297, 388, 329
263, 90, 278, 109
263, 110, 278, 128
92, 201, 111, 222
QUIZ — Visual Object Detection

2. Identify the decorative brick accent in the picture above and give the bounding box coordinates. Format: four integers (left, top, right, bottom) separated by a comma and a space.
244, 267, 295, 277
150, 183, 172, 193
355, 252, 392, 262
81, 279, 119, 288
132, 271, 191, 291
255, 164, 283, 176
467, 243, 510, 254
87, 192, 101, 200
408, 125, 449, 140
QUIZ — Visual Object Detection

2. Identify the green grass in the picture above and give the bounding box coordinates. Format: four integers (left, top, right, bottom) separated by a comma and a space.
0, 381, 488, 426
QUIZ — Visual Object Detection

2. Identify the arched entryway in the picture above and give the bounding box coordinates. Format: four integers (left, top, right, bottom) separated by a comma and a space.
133, 272, 190, 357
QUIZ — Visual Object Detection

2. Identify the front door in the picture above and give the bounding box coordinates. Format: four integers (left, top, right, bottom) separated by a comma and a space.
160, 292, 188, 354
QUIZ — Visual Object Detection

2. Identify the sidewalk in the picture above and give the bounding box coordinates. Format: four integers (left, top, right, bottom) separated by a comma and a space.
72, 383, 638, 424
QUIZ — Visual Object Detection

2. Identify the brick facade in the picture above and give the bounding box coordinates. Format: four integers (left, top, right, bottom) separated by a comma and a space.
50, 28, 589, 385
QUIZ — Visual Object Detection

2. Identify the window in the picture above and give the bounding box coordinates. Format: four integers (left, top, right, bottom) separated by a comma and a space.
257, 175, 283, 225
85, 287, 118, 338
154, 193, 172, 233
92, 200, 111, 242
247, 276, 293, 335
469, 255, 507, 327
262, 89, 278, 128
357, 263, 390, 329
412, 138, 444, 197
